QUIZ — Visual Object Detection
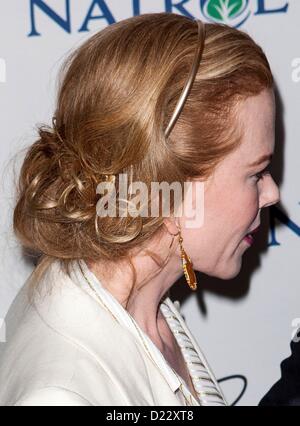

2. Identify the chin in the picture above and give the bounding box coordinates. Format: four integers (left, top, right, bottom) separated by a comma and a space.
220, 270, 241, 280
208, 261, 242, 280
195, 256, 243, 280
222, 263, 243, 280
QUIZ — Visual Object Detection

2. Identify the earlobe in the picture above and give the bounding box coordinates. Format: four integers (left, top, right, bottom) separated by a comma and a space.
163, 217, 181, 237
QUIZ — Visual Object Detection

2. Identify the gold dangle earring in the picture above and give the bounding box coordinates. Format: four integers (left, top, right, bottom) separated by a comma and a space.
177, 224, 197, 291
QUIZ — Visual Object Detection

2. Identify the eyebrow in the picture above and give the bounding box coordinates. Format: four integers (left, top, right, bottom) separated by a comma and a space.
248, 154, 273, 168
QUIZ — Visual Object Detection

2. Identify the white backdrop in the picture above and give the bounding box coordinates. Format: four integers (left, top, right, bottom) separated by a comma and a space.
0, 0, 299, 406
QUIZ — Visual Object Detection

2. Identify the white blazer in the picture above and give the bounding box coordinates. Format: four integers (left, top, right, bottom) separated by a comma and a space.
0, 259, 226, 406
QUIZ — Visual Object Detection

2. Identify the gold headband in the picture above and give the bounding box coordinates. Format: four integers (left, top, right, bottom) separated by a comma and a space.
165, 19, 206, 138
52, 19, 205, 181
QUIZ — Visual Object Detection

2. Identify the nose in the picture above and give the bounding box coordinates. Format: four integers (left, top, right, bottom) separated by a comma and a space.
259, 175, 280, 209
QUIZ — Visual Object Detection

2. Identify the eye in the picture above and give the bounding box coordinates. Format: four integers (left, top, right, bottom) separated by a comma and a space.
254, 165, 271, 182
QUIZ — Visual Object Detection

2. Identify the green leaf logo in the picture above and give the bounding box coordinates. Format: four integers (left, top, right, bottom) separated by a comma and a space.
201, 0, 251, 27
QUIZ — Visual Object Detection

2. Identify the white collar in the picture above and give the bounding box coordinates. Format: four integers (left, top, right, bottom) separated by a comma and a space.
70, 260, 227, 406
70, 258, 184, 395
32, 258, 182, 404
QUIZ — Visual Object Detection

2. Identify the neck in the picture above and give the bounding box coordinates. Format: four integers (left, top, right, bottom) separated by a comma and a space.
86, 235, 182, 350
125, 260, 180, 350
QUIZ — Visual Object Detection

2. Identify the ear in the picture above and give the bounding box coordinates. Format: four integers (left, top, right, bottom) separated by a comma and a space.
163, 216, 180, 236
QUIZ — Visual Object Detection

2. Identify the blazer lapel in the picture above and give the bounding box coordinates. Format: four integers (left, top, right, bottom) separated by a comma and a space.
32, 259, 184, 405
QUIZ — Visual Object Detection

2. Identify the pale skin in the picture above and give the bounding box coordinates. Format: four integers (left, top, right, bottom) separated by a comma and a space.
87, 88, 280, 401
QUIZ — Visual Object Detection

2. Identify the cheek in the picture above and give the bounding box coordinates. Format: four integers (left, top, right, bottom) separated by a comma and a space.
212, 181, 259, 232
226, 186, 260, 244
242, 183, 260, 220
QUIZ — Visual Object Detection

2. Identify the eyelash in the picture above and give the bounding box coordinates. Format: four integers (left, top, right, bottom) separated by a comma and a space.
254, 166, 271, 182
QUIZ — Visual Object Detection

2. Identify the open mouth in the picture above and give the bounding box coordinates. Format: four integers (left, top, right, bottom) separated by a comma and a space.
244, 226, 260, 245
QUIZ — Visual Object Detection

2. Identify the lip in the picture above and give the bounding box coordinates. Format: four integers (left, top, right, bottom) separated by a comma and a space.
243, 225, 260, 246
246, 223, 261, 235
249, 225, 260, 234
244, 234, 254, 246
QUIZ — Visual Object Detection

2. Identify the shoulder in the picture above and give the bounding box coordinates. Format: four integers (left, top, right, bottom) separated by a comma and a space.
14, 387, 92, 406
0, 260, 152, 406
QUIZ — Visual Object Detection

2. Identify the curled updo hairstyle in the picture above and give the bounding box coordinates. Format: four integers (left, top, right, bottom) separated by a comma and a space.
13, 12, 273, 290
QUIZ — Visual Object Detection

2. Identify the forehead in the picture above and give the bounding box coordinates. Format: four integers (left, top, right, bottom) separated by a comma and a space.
233, 89, 276, 164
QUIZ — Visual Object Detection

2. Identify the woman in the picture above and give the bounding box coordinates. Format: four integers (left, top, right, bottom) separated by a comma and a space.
0, 13, 280, 406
